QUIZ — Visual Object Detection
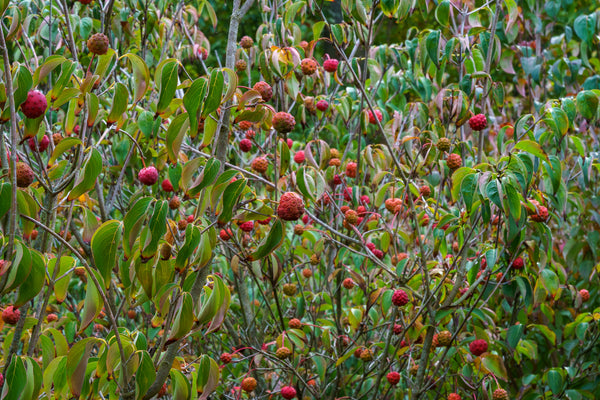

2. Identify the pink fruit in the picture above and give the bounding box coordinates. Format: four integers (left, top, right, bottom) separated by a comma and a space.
323, 57, 339, 72
239, 139, 252, 152
2, 306, 21, 325
316, 100, 329, 111
469, 339, 488, 356
277, 192, 304, 221
386, 371, 400, 385
468, 114, 487, 131
294, 151, 305, 163
28, 135, 50, 152
161, 179, 174, 192
391, 289, 409, 306
20, 90, 47, 119
138, 166, 158, 186
281, 386, 297, 399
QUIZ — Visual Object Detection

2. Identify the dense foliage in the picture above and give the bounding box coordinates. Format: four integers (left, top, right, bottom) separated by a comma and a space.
1, 0, 600, 399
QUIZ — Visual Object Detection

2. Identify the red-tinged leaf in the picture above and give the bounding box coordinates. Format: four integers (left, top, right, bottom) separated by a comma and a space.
79, 268, 105, 333
166, 112, 190, 164
206, 275, 231, 334
91, 220, 122, 289
120, 53, 150, 103
196, 355, 220, 400
248, 218, 285, 261
67, 148, 103, 201
165, 293, 194, 347
66, 338, 105, 398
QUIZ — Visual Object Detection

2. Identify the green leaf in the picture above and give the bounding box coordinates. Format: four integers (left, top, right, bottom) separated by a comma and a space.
165, 112, 190, 164
4, 356, 27, 400
186, 158, 221, 197
480, 354, 508, 381
217, 178, 247, 225
91, 220, 123, 289
135, 351, 156, 397
66, 338, 104, 398
576, 90, 599, 120
502, 181, 521, 220
79, 268, 105, 333
14, 65, 33, 109
514, 140, 550, 164
120, 53, 150, 103
426, 30, 440, 68
14, 249, 45, 307
47, 256, 75, 302
170, 369, 191, 400
0, 182, 11, 220
3, 241, 32, 293
507, 324, 523, 348
539, 268, 559, 295
141, 200, 168, 259
196, 355, 220, 400
156, 59, 180, 115
166, 293, 195, 346
202, 69, 224, 117
67, 148, 103, 201
435, 0, 450, 26
184, 77, 208, 137
122, 197, 153, 257
107, 82, 129, 124
249, 219, 286, 261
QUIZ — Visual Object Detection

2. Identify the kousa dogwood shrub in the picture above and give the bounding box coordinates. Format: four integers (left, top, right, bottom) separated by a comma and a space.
0, 1, 599, 400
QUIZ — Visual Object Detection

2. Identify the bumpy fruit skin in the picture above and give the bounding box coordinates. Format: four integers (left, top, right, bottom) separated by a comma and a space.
368, 110, 383, 124
469, 113, 488, 131
161, 179, 174, 192
275, 346, 292, 359
448, 393, 462, 400
386, 371, 401, 385
238, 221, 254, 232
437, 137, 451, 152
239, 120, 252, 130
580, 289, 590, 302
219, 229, 232, 241
492, 388, 508, 400
294, 151, 305, 163
344, 209, 358, 225
277, 192, 304, 221
446, 153, 462, 170
373, 249, 384, 259
323, 58, 339, 72
46, 313, 58, 322
220, 353, 232, 364
346, 162, 357, 178
272, 112, 296, 133
16, 162, 34, 188
2, 306, 21, 325
78, 0, 93, 4
239, 35, 254, 49
286, 138, 293, 149
235, 59, 247, 71
288, 318, 302, 329
0, 372, 4, 387
281, 386, 297, 399
168, 196, 180, 210
138, 166, 158, 186
392, 289, 409, 306
511, 256, 524, 270
316, 100, 328, 111
241, 377, 257, 392
293, 224, 304, 235
302, 268, 312, 278
359, 348, 373, 361
87, 33, 110, 55
342, 278, 354, 289
251, 157, 268, 173
283, 283, 297, 296
253, 81, 273, 101
530, 205, 549, 222
257, 217, 271, 225
469, 339, 488, 356
420, 185, 431, 197
300, 58, 318, 75
21, 90, 48, 119
28, 135, 50, 152
437, 330, 452, 346
239, 138, 252, 152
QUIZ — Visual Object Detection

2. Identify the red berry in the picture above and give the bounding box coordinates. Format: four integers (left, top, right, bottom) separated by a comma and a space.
492, 388, 508, 400
2, 306, 21, 325
448, 394, 462, 400
360, 195, 370, 204
219, 229, 232, 241
316, 100, 329, 111
511, 256, 524, 270
46, 313, 58, 322
346, 162, 357, 178
28, 135, 50, 152
281, 386, 297, 399
257, 217, 271, 225
220, 353, 232, 364
446, 153, 462, 170
386, 371, 401, 385
272, 112, 296, 133
294, 151, 305, 164
253, 81, 273, 102
20, 90, 47, 119
393, 324, 402, 335
323, 58, 339, 72
342, 278, 354, 289
238, 221, 254, 232
277, 192, 305, 221
241, 377, 257, 392
373, 249, 384, 259
300, 58, 318, 75
161, 179, 174, 192
138, 166, 158, 186
288, 318, 302, 329
239, 139, 252, 152
16, 162, 35, 188
468, 113, 487, 131
287, 138, 293, 149
420, 185, 431, 197
368, 110, 383, 124
469, 339, 488, 356
391, 289, 409, 306
87, 33, 110, 55
580, 289, 590, 302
